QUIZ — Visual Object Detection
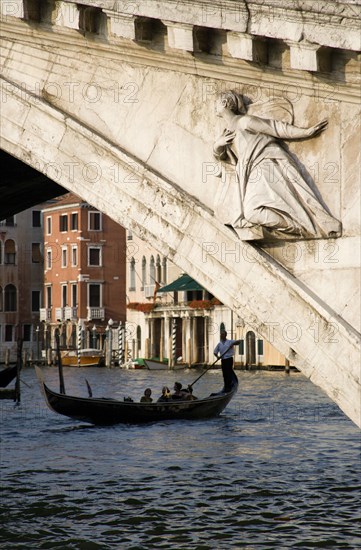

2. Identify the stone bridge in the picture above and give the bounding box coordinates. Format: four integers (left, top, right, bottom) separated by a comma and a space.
1, 0, 360, 426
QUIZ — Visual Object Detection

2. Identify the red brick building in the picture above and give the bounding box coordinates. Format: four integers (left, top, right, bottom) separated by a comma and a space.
0, 208, 44, 362
40, 194, 126, 350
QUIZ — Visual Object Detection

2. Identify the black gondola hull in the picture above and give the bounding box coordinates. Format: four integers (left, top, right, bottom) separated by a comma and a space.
0, 365, 18, 388
36, 368, 238, 425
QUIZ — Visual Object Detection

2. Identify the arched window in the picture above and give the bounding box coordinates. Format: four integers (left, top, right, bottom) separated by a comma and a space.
220, 322, 226, 334
4, 239, 16, 264
156, 255, 161, 283
141, 256, 146, 290
162, 257, 167, 284
129, 258, 136, 290
150, 255, 155, 284
4, 284, 17, 311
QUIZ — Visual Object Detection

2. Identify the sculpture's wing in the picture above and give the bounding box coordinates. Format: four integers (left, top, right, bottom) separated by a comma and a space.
247, 97, 294, 124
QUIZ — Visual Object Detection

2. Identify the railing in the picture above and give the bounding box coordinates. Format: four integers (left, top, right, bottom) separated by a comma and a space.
87, 307, 105, 320
64, 306, 77, 320
39, 308, 51, 321
55, 307, 64, 321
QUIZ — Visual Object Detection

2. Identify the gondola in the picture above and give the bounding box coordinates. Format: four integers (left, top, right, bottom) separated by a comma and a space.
0, 365, 18, 388
35, 366, 238, 425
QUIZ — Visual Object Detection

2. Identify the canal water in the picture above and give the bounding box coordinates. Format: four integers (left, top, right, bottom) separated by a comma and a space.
0, 367, 360, 549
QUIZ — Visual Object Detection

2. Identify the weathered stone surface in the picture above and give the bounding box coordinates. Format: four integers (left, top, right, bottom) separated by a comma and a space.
163, 21, 194, 51
1, 75, 360, 427
0, 6, 360, 427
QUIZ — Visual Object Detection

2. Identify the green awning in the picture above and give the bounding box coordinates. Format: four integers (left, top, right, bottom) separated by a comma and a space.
157, 274, 205, 293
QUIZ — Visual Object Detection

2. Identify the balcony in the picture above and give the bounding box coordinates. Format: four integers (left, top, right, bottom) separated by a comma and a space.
64, 306, 78, 320
55, 307, 65, 321
144, 284, 155, 298
39, 308, 51, 321
87, 307, 105, 320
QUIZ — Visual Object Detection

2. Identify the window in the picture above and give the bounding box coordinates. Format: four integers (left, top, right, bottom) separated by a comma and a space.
156, 255, 161, 283
257, 339, 264, 356
61, 247, 67, 268
71, 213, 78, 231
32, 210, 41, 227
150, 255, 155, 283
4, 285, 17, 311
5, 325, 13, 342
71, 284, 77, 307
4, 239, 16, 264
141, 257, 146, 290
46, 249, 52, 269
32, 290, 40, 312
88, 246, 101, 266
88, 284, 101, 307
71, 245, 78, 267
162, 257, 167, 284
32, 243, 41, 263
46, 216, 52, 235
61, 285, 67, 307
46, 286, 52, 308
0, 286, 2, 310
88, 211, 101, 231
129, 258, 136, 290
59, 214, 68, 232
238, 340, 245, 355
23, 325, 31, 342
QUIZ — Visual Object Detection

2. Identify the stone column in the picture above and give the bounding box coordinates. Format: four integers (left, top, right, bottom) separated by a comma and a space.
204, 314, 209, 364
159, 317, 164, 361
164, 315, 170, 364
144, 317, 151, 359
192, 316, 198, 364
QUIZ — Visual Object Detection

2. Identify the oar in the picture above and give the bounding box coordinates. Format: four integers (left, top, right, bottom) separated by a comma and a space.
188, 344, 234, 389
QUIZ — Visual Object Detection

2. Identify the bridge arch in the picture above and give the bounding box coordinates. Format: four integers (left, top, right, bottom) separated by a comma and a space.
1, 75, 360, 426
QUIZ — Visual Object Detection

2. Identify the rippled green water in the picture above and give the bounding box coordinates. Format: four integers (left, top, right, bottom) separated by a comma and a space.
1, 367, 360, 549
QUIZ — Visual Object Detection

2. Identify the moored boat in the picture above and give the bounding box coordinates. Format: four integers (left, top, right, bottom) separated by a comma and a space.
35, 367, 238, 425
0, 365, 18, 388
60, 348, 104, 367
144, 358, 185, 370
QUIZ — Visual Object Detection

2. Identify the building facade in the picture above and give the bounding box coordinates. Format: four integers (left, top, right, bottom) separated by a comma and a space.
40, 194, 126, 353
0, 208, 44, 362
125, 231, 288, 368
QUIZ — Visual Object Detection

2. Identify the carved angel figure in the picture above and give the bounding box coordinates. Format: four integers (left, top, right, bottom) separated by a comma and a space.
213, 91, 341, 238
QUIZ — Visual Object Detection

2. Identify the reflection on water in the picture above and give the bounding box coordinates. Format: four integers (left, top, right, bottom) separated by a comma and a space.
1, 367, 360, 549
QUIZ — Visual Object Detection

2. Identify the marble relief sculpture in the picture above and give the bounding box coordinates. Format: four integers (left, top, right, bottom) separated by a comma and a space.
213, 91, 342, 238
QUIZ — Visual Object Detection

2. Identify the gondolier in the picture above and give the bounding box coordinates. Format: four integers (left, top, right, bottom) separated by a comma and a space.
214, 331, 241, 391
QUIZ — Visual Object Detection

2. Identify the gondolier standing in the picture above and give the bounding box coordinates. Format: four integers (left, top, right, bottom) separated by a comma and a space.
214, 330, 241, 392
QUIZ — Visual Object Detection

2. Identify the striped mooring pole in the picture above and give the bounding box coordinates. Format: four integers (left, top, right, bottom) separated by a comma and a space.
77, 320, 82, 368
172, 318, 177, 366
118, 322, 124, 365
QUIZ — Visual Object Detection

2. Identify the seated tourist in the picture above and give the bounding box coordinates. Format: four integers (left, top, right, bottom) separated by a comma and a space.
172, 382, 187, 400
157, 386, 171, 402
140, 388, 152, 402
183, 385, 198, 401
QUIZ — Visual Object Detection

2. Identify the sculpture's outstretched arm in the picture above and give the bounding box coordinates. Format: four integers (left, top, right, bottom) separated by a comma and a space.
243, 115, 328, 140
